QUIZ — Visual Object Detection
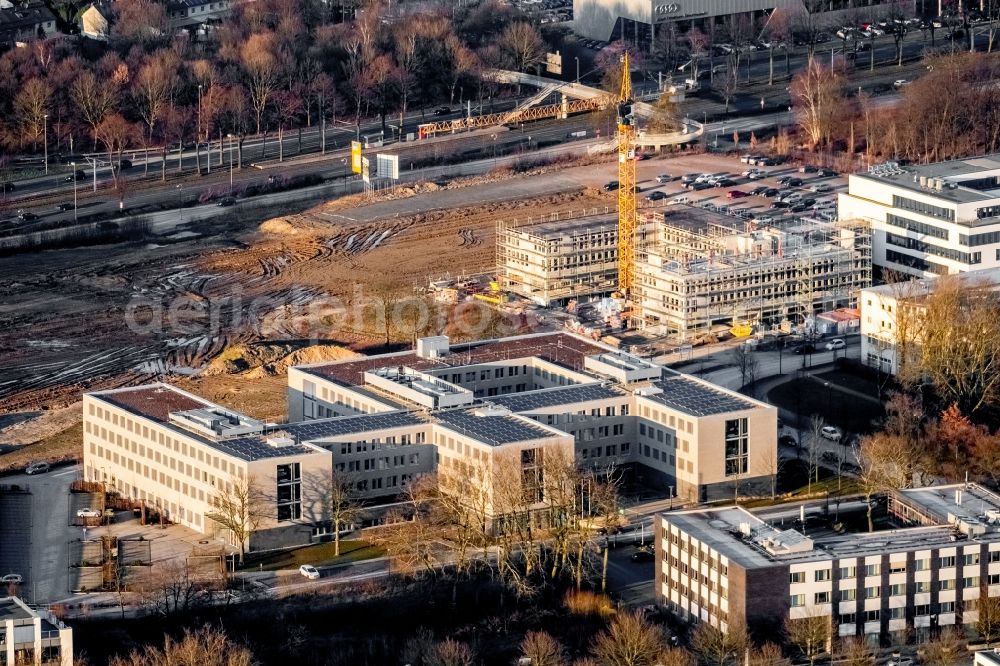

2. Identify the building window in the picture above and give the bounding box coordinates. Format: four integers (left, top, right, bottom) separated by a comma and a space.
915, 581, 931, 593
939, 601, 955, 613
865, 563, 881, 577
889, 607, 905, 620
965, 553, 980, 566
890, 584, 905, 596
815, 569, 831, 582
840, 566, 856, 579
790, 572, 806, 584
915, 604, 930, 616
724, 418, 748, 476
815, 591, 831, 604
964, 576, 980, 588
840, 612, 857, 625
864, 610, 880, 622
276, 462, 301, 521
889, 563, 906, 574
891, 195, 955, 221
840, 589, 856, 601
914, 558, 929, 571
885, 212, 949, 239
939, 579, 955, 591
790, 594, 805, 607
865, 586, 881, 599
940, 556, 956, 567
521, 448, 544, 504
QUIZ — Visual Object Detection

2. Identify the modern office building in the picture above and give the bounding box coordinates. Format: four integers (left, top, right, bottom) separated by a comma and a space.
839, 156, 1000, 279
84, 332, 777, 551
289, 331, 778, 504
572, 0, 912, 45
859, 267, 1000, 375
656, 483, 1000, 641
0, 596, 74, 666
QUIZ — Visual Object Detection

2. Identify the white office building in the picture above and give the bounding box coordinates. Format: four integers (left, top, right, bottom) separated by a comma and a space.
840, 156, 1000, 279
0, 597, 73, 666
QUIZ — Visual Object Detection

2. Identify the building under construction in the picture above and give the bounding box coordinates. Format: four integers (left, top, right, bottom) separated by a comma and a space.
496, 206, 872, 339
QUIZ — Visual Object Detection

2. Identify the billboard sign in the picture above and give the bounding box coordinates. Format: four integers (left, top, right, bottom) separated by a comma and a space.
351, 140, 362, 173
361, 156, 370, 183
376, 153, 399, 180
545, 51, 562, 75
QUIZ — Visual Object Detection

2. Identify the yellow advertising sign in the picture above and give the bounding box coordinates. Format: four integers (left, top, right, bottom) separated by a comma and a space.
351, 140, 362, 173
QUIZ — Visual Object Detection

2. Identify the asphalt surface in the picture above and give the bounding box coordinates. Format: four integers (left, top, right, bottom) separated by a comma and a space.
0, 464, 80, 604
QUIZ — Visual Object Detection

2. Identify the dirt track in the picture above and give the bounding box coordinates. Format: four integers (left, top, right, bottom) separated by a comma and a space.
0, 168, 612, 416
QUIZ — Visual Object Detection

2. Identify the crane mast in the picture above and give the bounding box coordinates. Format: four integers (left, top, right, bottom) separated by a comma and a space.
616, 52, 637, 300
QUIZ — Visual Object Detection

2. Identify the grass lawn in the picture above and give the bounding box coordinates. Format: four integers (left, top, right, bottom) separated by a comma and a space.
768, 376, 885, 434
244, 539, 386, 571
0, 422, 82, 474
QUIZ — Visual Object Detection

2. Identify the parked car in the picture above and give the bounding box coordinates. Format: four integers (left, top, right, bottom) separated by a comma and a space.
680, 173, 700, 184
771, 201, 791, 209
826, 338, 846, 350
821, 425, 842, 441
76, 508, 101, 518
762, 188, 781, 198
776, 175, 794, 185
778, 434, 798, 448
635, 153, 651, 161
817, 168, 838, 177
715, 178, 737, 188
646, 191, 667, 201
18, 211, 38, 221
631, 548, 655, 563
749, 186, 769, 196
786, 177, 803, 187
688, 181, 713, 191
727, 190, 748, 199
656, 174, 675, 184
0, 574, 22, 585
799, 165, 819, 173
671, 195, 690, 205
603, 181, 620, 191
810, 183, 832, 193
821, 451, 840, 463
299, 564, 320, 580
747, 170, 768, 180
781, 192, 803, 203
25, 462, 49, 475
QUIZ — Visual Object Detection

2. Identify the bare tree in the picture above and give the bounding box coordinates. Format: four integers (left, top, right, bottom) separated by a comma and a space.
657, 647, 697, 666
206, 474, 267, 565
241, 33, 280, 134
855, 432, 913, 532
327, 468, 361, 557
71, 70, 119, 149
108, 625, 255, 666
95, 114, 135, 189
838, 637, 876, 666
498, 22, 544, 75
920, 627, 965, 666
427, 639, 475, 666
730, 345, 759, 389
14, 78, 51, 148
748, 643, 788, 666
789, 57, 845, 149
521, 631, 567, 666
805, 414, 825, 493
690, 620, 750, 666
590, 610, 667, 666
132, 53, 177, 173
135, 558, 224, 615
785, 613, 830, 666
978, 595, 1000, 646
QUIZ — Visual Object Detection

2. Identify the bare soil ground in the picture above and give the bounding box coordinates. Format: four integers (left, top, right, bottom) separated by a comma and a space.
0, 164, 614, 470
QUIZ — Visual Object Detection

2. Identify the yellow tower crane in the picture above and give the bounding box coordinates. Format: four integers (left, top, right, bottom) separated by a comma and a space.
615, 52, 637, 301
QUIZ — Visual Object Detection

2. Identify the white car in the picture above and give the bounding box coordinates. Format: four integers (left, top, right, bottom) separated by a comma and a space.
694, 173, 716, 183
299, 564, 320, 580
810, 183, 832, 193
821, 426, 842, 441
0, 573, 22, 585
76, 508, 101, 518
671, 195, 690, 205
747, 170, 768, 180
893, 79, 910, 89
781, 192, 803, 203
825, 338, 846, 350
656, 174, 674, 184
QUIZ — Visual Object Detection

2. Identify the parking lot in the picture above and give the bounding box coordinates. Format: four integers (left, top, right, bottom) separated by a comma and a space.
630, 152, 846, 223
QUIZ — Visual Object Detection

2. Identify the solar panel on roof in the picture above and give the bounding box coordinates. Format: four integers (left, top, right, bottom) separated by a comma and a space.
434, 409, 555, 446
491, 383, 624, 411
646, 375, 756, 416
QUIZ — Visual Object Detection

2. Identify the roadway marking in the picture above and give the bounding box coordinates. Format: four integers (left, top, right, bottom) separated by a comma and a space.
52, 469, 78, 478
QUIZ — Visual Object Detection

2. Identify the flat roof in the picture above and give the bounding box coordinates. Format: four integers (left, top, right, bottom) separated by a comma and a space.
0, 597, 34, 621
490, 383, 625, 411
89, 384, 321, 462
852, 155, 1000, 205
286, 410, 428, 440
507, 214, 618, 239
296, 332, 609, 387
435, 406, 559, 446
663, 483, 1000, 570
644, 372, 761, 417
863, 266, 1000, 298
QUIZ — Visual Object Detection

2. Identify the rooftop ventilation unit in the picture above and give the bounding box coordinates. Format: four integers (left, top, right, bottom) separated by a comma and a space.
266, 435, 295, 448
416, 336, 450, 359
473, 404, 512, 418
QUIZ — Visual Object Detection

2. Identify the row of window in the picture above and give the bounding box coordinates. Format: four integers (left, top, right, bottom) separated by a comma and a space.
892, 195, 955, 221
885, 233, 980, 264
581, 442, 630, 459
338, 434, 424, 454
335, 453, 420, 473
838, 599, 979, 625
885, 213, 949, 240
791, 552, 997, 583
885, 249, 950, 275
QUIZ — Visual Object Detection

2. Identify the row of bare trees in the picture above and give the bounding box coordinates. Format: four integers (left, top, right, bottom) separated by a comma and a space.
0, 0, 547, 159
788, 51, 1000, 160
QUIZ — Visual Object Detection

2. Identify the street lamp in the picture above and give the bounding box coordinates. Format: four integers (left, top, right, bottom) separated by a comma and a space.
227, 134, 234, 195
196, 84, 203, 174
574, 56, 580, 83
70, 161, 78, 221
176, 184, 182, 215
43, 113, 48, 175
